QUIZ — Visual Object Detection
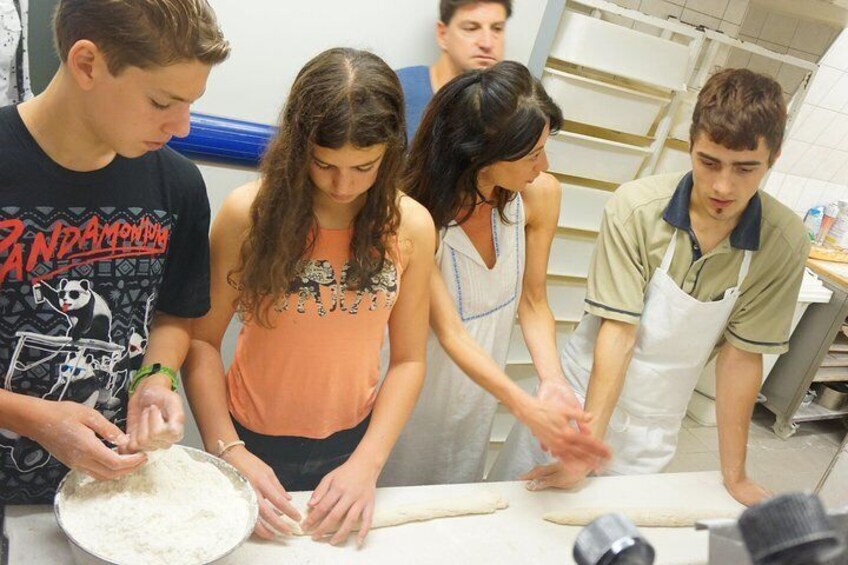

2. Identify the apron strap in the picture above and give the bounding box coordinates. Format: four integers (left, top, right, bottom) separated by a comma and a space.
736, 250, 753, 287
662, 231, 754, 289
658, 231, 678, 273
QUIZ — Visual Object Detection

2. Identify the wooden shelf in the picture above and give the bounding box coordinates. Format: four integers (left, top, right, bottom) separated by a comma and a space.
544, 59, 671, 100
665, 138, 690, 152
557, 226, 600, 238
829, 332, 848, 353
813, 366, 848, 383
820, 353, 848, 368
547, 273, 588, 284
564, 120, 654, 149
550, 172, 619, 193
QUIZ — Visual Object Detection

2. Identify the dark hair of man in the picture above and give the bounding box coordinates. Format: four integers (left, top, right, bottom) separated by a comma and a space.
690, 68, 787, 166
440, 0, 512, 24
404, 60, 562, 229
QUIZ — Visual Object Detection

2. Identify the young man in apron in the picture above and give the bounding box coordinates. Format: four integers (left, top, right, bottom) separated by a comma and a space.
490, 68, 810, 507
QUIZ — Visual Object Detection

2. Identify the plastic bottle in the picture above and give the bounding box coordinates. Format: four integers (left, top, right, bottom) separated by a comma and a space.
803, 206, 824, 243
817, 202, 841, 245
824, 199, 848, 248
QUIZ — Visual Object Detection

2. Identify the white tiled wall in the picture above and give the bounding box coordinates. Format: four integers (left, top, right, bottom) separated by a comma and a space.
728, 4, 840, 96
739, 3, 840, 61
765, 29, 848, 216
605, 0, 814, 96
607, 0, 749, 36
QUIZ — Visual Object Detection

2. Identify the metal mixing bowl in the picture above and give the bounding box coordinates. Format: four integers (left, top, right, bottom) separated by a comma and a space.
54, 445, 258, 565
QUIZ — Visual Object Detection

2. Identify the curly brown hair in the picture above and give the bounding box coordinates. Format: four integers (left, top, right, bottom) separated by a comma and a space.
232, 48, 405, 327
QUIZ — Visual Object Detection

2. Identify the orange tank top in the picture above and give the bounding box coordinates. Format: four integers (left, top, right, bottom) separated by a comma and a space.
227, 228, 401, 438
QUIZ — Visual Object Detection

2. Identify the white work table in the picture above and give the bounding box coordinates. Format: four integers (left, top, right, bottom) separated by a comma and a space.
3, 471, 745, 565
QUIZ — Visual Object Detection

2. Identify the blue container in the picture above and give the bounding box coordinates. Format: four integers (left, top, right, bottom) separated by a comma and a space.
167, 113, 277, 168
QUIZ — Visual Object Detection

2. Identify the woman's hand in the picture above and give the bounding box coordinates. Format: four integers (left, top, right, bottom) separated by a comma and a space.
518, 379, 610, 469
301, 454, 380, 546
226, 446, 301, 539
520, 460, 593, 491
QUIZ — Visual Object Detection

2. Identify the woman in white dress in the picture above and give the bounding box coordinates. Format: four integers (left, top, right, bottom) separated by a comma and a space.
379, 61, 610, 486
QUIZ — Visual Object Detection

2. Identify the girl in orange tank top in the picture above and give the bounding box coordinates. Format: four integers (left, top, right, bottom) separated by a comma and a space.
181, 48, 434, 546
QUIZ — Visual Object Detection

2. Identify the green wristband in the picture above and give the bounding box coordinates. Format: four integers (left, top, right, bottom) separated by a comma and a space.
128, 363, 179, 394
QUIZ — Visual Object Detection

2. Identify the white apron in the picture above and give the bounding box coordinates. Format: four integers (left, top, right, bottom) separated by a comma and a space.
379, 196, 525, 486
489, 232, 752, 479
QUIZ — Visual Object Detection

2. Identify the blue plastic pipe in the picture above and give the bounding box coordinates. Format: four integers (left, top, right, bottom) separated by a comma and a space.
167, 112, 277, 168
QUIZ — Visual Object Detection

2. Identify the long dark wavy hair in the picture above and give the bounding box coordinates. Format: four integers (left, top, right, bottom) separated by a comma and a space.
232, 48, 405, 327
405, 60, 562, 228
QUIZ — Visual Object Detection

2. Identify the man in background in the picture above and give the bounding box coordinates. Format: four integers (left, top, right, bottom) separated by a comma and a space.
397, 0, 511, 142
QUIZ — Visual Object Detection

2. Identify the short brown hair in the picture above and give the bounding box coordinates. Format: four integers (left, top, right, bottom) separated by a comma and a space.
54, 0, 230, 75
690, 68, 786, 165
440, 0, 512, 23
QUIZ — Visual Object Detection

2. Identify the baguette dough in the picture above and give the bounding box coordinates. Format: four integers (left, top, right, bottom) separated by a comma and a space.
288, 490, 508, 535
543, 507, 741, 527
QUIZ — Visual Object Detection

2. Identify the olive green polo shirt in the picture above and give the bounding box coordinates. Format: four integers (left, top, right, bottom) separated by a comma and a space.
585, 171, 810, 355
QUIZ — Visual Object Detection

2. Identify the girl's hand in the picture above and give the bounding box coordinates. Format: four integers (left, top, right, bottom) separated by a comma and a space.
226, 446, 301, 539
301, 455, 380, 546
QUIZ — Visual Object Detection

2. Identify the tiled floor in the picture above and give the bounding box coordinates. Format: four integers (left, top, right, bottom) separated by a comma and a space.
667, 404, 846, 493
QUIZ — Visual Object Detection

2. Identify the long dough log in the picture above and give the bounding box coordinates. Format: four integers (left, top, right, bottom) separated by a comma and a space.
288, 490, 508, 535
544, 507, 742, 527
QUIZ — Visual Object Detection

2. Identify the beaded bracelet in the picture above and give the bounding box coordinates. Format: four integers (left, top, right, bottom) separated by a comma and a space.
216, 439, 246, 459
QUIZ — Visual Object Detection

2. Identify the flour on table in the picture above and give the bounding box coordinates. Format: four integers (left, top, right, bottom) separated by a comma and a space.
543, 506, 742, 527
287, 490, 508, 535
58, 447, 252, 565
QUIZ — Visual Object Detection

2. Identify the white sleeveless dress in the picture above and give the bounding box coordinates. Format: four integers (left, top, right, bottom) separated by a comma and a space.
379, 195, 526, 486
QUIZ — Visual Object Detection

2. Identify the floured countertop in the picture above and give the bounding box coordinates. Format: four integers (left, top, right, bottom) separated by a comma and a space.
4, 471, 745, 565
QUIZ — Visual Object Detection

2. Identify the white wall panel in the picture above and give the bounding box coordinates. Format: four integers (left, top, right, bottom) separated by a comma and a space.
550, 11, 690, 91
548, 280, 588, 323
547, 132, 651, 184
559, 183, 612, 232
653, 145, 691, 174
549, 234, 597, 279
542, 69, 669, 136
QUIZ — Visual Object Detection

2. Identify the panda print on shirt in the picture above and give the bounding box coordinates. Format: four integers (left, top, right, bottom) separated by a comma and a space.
33, 278, 113, 341
0, 206, 171, 492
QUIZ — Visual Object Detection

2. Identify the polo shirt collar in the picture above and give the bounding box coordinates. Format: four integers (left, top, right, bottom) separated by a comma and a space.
662, 171, 761, 251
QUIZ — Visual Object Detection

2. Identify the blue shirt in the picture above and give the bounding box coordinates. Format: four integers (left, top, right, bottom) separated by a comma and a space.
396, 65, 434, 144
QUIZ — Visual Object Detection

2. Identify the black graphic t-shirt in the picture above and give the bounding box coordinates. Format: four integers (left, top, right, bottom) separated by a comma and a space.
0, 104, 211, 503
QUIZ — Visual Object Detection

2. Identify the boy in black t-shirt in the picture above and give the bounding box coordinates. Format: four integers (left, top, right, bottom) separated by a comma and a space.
0, 0, 230, 504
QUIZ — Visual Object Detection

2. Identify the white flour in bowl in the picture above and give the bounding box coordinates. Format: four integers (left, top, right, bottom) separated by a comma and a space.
59, 447, 251, 565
